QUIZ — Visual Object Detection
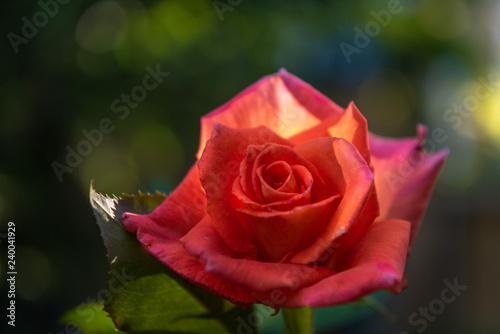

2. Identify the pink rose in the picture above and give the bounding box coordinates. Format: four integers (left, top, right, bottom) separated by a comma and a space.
123, 69, 447, 308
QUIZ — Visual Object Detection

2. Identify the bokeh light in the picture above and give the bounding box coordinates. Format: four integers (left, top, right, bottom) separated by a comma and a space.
75, 1, 128, 54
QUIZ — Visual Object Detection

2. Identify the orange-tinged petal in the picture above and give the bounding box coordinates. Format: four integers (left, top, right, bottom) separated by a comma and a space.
289, 102, 370, 164
197, 69, 344, 158
329, 187, 379, 271
291, 138, 375, 264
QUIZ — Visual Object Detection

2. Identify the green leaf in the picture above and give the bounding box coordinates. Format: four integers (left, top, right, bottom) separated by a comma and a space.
61, 302, 126, 334
282, 308, 314, 334
89, 183, 255, 334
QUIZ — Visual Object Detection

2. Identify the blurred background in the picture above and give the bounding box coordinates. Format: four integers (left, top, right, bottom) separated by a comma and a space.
0, 0, 499, 333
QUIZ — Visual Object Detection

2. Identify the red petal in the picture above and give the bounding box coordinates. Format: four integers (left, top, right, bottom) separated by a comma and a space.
258, 161, 299, 202
180, 217, 337, 292
239, 145, 267, 203
198, 124, 291, 255
122, 213, 255, 307
369, 125, 448, 247
197, 69, 344, 158
265, 219, 411, 308
329, 187, 379, 270
291, 138, 375, 264
237, 194, 341, 262
232, 176, 311, 212
251, 144, 328, 203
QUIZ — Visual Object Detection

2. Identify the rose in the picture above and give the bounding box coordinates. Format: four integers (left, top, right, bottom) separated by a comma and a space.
123, 69, 447, 308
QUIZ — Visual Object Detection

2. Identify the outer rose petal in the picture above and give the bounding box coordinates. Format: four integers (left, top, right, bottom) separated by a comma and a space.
180, 217, 337, 292
198, 123, 292, 255
369, 125, 448, 247
122, 213, 255, 307
291, 138, 375, 264
259, 219, 411, 308
197, 69, 344, 158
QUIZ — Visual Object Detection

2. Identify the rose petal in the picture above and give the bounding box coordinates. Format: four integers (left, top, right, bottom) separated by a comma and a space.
257, 163, 313, 205
329, 188, 379, 271
122, 214, 255, 307
237, 195, 341, 262
265, 161, 296, 192
262, 219, 411, 308
198, 123, 292, 255
258, 163, 297, 203
197, 69, 344, 158
260, 161, 299, 197
232, 177, 312, 212
180, 216, 337, 291
289, 102, 371, 164
251, 144, 328, 203
291, 138, 375, 264
240, 145, 267, 203
369, 125, 448, 247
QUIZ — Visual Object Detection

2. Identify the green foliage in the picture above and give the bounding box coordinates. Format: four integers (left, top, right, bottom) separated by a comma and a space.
61, 303, 126, 334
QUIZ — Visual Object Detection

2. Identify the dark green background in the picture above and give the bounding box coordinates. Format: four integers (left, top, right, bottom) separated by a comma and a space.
1, 0, 499, 333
